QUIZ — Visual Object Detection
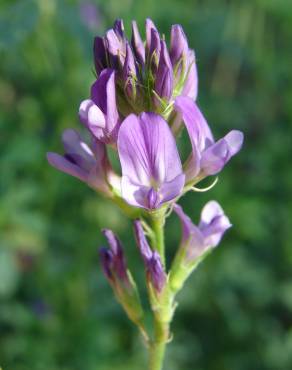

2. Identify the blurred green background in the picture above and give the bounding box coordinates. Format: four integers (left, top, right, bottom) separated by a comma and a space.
1, 0, 292, 369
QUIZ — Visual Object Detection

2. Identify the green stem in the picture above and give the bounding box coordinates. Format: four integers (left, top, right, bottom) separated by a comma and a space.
148, 318, 169, 370
150, 214, 165, 266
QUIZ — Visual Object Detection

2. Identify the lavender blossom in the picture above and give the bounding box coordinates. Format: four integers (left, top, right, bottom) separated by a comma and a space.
79, 69, 120, 144
47, 129, 114, 195
117, 112, 185, 209
134, 220, 166, 292
100, 229, 144, 324
173, 202, 231, 264
100, 229, 129, 284
174, 96, 244, 184
92, 18, 198, 114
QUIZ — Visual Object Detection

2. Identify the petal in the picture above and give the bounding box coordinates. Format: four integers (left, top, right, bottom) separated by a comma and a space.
131, 21, 145, 64
120, 176, 150, 208
158, 174, 186, 205
170, 24, 188, 66
61, 129, 95, 167
118, 112, 184, 208
173, 204, 204, 247
93, 36, 107, 74
47, 152, 88, 182
123, 42, 137, 98
199, 201, 232, 247
148, 251, 166, 292
134, 220, 166, 292
182, 50, 198, 100
134, 220, 153, 261
145, 18, 159, 52
91, 69, 120, 142
174, 96, 214, 181
200, 130, 244, 176
79, 99, 106, 140
224, 130, 244, 156
99, 248, 113, 279
155, 40, 173, 100
113, 19, 124, 38
200, 200, 225, 225
105, 28, 126, 66
103, 229, 128, 281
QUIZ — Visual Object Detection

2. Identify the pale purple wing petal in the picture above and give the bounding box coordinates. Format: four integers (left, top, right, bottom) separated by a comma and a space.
200, 130, 244, 176
62, 129, 95, 167
199, 201, 232, 247
47, 152, 88, 182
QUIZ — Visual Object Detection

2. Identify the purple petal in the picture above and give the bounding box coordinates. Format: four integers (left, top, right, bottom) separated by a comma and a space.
117, 112, 184, 209
105, 27, 126, 67
103, 229, 128, 282
200, 130, 244, 176
148, 251, 166, 292
61, 129, 95, 170
174, 202, 231, 262
134, 220, 166, 292
90, 69, 120, 143
133, 220, 153, 261
113, 19, 124, 38
148, 28, 161, 68
199, 201, 232, 247
145, 18, 158, 52
47, 152, 88, 182
155, 40, 173, 100
174, 96, 214, 181
48, 129, 112, 194
99, 248, 114, 279
93, 36, 107, 74
131, 21, 145, 64
170, 24, 188, 67
123, 42, 137, 97
79, 99, 106, 139
173, 204, 204, 249
182, 50, 198, 100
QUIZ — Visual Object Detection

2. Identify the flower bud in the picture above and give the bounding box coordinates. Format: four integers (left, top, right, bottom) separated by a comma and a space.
134, 220, 166, 292
92, 18, 199, 115
100, 229, 144, 325
169, 202, 231, 291
154, 40, 173, 102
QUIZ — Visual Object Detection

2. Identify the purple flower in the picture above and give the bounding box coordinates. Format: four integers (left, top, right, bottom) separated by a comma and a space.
174, 96, 244, 183
117, 112, 185, 209
79, 69, 120, 144
134, 220, 166, 292
92, 19, 198, 114
174, 202, 231, 263
100, 229, 129, 285
47, 129, 113, 195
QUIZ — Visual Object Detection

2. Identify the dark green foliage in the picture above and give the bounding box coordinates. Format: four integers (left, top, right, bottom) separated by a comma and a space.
0, 0, 292, 369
